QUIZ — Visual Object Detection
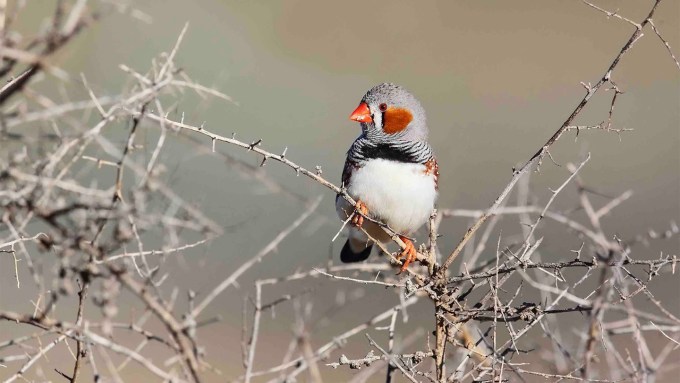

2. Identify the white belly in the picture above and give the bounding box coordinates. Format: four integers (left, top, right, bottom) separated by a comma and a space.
345, 159, 437, 235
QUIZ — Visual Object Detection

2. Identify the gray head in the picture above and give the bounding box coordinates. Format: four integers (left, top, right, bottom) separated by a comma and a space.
349, 83, 428, 142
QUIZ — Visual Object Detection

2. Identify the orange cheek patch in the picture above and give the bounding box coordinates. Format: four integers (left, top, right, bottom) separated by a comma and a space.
382, 107, 413, 134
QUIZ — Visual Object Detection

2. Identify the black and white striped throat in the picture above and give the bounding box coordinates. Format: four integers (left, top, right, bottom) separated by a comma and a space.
348, 137, 433, 164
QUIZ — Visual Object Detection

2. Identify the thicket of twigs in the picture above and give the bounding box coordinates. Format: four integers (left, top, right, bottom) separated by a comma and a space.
1, 1, 678, 382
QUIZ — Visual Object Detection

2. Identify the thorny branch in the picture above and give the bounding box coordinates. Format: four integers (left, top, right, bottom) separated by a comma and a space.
1, 1, 678, 382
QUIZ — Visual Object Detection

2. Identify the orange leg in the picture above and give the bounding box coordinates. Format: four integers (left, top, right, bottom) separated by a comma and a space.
397, 236, 417, 273
351, 200, 369, 228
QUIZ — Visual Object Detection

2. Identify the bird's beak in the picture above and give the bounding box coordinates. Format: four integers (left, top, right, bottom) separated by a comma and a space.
349, 102, 372, 123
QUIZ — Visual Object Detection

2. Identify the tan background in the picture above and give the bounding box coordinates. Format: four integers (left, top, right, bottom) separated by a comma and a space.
1, 0, 679, 381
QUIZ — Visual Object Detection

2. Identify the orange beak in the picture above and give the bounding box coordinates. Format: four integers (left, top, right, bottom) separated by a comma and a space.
349, 102, 372, 123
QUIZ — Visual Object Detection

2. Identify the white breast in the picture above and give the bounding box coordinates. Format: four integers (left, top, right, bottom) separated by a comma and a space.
347, 159, 437, 235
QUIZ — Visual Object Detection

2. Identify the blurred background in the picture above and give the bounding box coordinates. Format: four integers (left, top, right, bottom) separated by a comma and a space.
1, 0, 678, 381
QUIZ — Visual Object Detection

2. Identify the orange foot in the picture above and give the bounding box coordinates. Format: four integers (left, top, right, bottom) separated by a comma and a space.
397, 236, 417, 274
351, 200, 369, 228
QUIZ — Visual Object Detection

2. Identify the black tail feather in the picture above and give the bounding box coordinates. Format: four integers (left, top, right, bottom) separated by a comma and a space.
340, 240, 372, 263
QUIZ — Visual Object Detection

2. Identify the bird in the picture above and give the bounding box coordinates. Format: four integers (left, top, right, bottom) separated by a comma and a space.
336, 83, 439, 273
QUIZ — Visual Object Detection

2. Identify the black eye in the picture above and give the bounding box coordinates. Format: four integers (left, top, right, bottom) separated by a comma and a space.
379, 103, 387, 112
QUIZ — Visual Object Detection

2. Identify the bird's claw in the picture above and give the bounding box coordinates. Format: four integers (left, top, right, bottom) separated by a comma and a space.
397, 236, 417, 274
351, 200, 368, 228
